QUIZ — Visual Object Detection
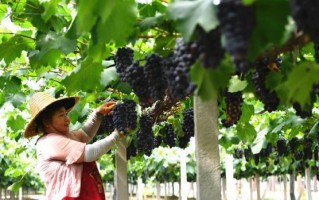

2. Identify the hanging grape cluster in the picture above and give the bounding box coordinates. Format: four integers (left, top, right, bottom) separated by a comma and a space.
290, 0, 319, 44
196, 27, 225, 69
276, 136, 288, 156
112, 99, 137, 134
114, 47, 134, 81
127, 140, 137, 160
144, 53, 167, 101
163, 124, 176, 148
96, 114, 114, 135
252, 58, 280, 112
221, 91, 243, 128
164, 39, 198, 101
178, 108, 194, 148
136, 114, 154, 156
217, 0, 256, 72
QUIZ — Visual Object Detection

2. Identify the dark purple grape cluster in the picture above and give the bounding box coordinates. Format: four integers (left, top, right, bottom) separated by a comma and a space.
290, 0, 319, 44
276, 137, 287, 156
164, 39, 198, 101
144, 53, 167, 101
260, 143, 273, 158
292, 102, 313, 118
178, 108, 194, 149
221, 91, 243, 127
127, 140, 137, 160
314, 146, 319, 161
97, 115, 114, 135
288, 137, 304, 161
233, 147, 243, 159
244, 147, 252, 160
303, 136, 313, 160
114, 47, 134, 81
122, 61, 152, 107
196, 27, 225, 69
252, 58, 280, 112
112, 99, 137, 134
137, 114, 154, 156
217, 0, 256, 72
153, 135, 162, 149
123, 99, 137, 130
163, 124, 176, 148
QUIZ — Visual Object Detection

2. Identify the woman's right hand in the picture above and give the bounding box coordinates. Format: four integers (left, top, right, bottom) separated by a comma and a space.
96, 101, 116, 116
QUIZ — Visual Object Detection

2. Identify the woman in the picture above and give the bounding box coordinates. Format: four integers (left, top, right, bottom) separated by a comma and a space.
24, 92, 122, 200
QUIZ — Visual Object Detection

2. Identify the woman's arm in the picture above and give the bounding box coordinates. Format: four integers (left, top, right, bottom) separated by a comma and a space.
75, 130, 120, 163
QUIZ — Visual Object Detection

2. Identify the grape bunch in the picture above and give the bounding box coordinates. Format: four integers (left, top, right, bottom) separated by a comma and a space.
217, 0, 256, 72
221, 91, 243, 128
290, 0, 319, 44
164, 39, 198, 101
179, 108, 194, 148
97, 114, 114, 135
122, 61, 152, 107
163, 124, 176, 148
252, 58, 280, 112
114, 47, 134, 81
143, 53, 167, 101
233, 147, 243, 159
136, 114, 154, 156
196, 27, 225, 69
112, 99, 137, 134
303, 136, 313, 160
127, 140, 137, 160
276, 137, 287, 156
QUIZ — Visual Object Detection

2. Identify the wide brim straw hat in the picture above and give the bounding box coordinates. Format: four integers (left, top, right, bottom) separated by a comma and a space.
24, 92, 79, 138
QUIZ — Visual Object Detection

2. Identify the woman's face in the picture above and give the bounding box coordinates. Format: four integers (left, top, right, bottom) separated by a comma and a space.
45, 107, 70, 134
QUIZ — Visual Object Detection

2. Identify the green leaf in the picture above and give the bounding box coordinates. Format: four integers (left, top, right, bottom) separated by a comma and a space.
41, 0, 60, 22
0, 4, 8, 20
8, 179, 23, 193
38, 31, 77, 55
251, 127, 269, 154
96, 0, 137, 46
7, 115, 26, 133
61, 58, 104, 93
75, 0, 100, 34
167, 0, 219, 41
239, 103, 254, 124
248, 0, 292, 60
190, 60, 233, 101
0, 35, 35, 64
278, 62, 319, 107
228, 76, 248, 92
236, 123, 256, 143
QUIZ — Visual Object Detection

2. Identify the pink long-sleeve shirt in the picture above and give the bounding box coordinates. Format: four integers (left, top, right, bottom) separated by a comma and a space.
36, 132, 86, 200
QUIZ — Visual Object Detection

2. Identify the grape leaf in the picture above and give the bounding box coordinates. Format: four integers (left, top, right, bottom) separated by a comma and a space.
190, 60, 233, 101
96, 0, 137, 46
248, 0, 292, 60
236, 122, 256, 144
0, 36, 35, 65
277, 62, 319, 107
41, 0, 60, 22
167, 0, 219, 41
61, 57, 104, 93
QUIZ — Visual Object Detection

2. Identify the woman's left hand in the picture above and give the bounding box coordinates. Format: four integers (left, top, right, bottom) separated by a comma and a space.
96, 101, 116, 116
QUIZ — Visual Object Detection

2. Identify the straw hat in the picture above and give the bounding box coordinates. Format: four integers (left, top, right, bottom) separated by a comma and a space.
24, 92, 79, 138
